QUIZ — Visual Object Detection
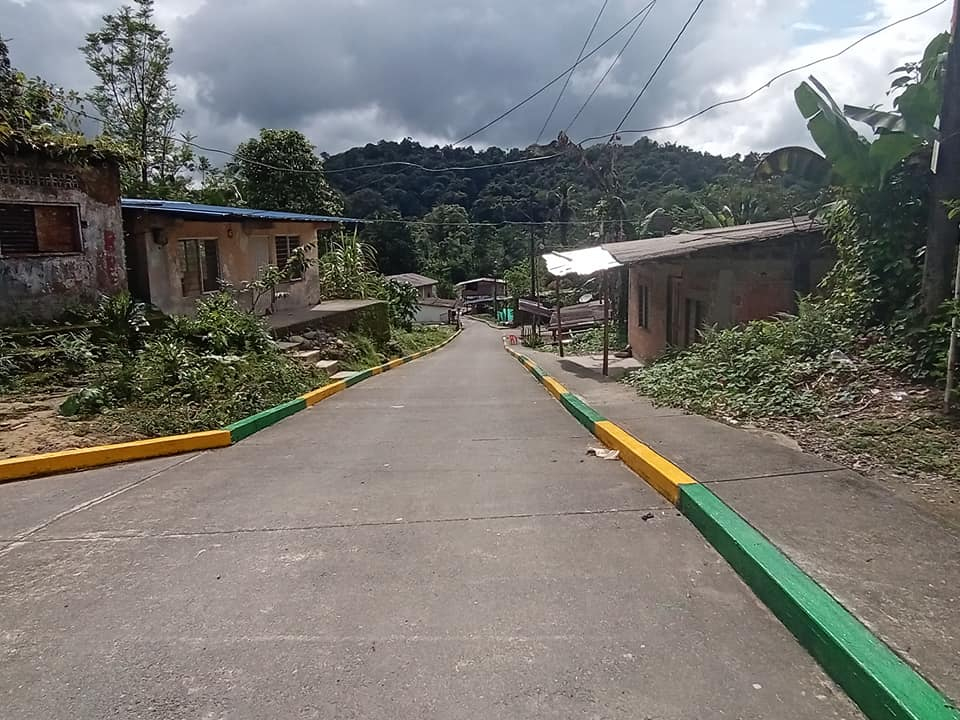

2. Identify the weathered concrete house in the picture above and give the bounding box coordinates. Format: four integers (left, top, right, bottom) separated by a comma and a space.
121, 199, 357, 315
0, 145, 125, 322
603, 218, 833, 361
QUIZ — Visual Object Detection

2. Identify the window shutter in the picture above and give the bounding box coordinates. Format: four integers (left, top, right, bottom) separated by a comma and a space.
0, 203, 39, 255
35, 206, 81, 253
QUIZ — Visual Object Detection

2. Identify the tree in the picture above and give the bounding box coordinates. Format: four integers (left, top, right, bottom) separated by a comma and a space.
81, 0, 189, 195
1, 37, 77, 133
360, 210, 418, 274
415, 204, 472, 291
231, 129, 344, 215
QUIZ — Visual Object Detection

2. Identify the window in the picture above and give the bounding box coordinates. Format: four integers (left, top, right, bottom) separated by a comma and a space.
274, 235, 302, 279
179, 238, 220, 295
637, 282, 650, 329
0, 202, 81, 256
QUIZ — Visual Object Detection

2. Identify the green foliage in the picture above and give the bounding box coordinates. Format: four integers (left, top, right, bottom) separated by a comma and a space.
0, 37, 79, 133
58, 294, 325, 435
415, 204, 473, 288
49, 331, 97, 374
384, 279, 419, 331
319, 230, 383, 299
93, 291, 150, 352
167, 292, 274, 354
787, 34, 945, 190
521, 334, 545, 350
391, 326, 454, 356
81, 0, 190, 194
623, 299, 855, 419
231, 129, 344, 216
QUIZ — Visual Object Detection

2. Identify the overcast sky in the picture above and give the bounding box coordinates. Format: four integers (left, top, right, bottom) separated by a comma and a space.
1, 0, 952, 160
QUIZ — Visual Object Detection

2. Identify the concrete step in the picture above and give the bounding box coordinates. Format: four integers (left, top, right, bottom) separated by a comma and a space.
276, 341, 300, 352
290, 350, 321, 363
315, 359, 340, 375
331, 370, 359, 381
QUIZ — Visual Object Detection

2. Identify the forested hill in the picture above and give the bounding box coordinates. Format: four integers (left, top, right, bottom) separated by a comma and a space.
323, 138, 819, 281
324, 138, 809, 226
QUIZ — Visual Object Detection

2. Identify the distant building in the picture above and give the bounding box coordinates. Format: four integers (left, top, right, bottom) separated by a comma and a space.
386, 272, 439, 299
0, 143, 125, 323
602, 218, 833, 361
455, 277, 508, 312
121, 199, 359, 315
415, 297, 460, 325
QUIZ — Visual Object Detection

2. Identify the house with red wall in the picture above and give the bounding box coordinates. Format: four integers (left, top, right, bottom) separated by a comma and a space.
602, 218, 833, 361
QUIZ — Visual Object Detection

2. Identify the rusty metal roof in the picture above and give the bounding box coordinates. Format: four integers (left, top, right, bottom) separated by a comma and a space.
601, 217, 823, 265
387, 272, 438, 288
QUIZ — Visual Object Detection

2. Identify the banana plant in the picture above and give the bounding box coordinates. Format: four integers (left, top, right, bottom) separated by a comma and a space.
756, 33, 948, 190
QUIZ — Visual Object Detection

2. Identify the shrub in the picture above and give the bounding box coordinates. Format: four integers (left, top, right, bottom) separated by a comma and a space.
93, 291, 150, 351
168, 292, 274, 355
622, 298, 855, 419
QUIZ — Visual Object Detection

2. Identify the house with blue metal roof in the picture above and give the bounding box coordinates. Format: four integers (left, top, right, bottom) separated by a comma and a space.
121, 198, 360, 316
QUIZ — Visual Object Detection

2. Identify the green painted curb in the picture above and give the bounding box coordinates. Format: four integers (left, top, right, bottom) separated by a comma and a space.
504, 340, 959, 720
558, 392, 605, 431
226, 397, 307, 442
678, 483, 959, 720
345, 368, 373, 387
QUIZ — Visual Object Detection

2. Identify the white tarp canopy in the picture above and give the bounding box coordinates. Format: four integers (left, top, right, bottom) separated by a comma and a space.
542, 246, 621, 277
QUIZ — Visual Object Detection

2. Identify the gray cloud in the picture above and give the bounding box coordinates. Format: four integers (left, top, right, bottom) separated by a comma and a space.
1, 0, 952, 158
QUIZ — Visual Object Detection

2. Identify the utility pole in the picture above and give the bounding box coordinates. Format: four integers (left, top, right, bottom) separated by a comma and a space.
529, 224, 539, 338
922, 0, 960, 316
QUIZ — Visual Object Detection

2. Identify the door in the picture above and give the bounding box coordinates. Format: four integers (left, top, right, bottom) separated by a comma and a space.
666, 276, 683, 346
250, 236, 271, 277
124, 230, 151, 304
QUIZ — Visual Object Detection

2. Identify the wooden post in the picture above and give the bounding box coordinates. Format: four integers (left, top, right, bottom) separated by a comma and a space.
556, 276, 564, 358
602, 270, 610, 377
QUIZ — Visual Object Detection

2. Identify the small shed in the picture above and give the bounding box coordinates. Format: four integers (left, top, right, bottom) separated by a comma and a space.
602, 218, 832, 360
416, 296, 460, 325
386, 272, 439, 299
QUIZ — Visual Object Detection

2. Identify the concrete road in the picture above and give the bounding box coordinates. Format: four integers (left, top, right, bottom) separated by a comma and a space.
0, 324, 861, 719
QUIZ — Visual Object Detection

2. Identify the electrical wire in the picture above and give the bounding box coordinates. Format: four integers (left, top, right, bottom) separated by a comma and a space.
60, 0, 946, 176
452, 0, 658, 146
66, 104, 565, 175
611, 0, 706, 136
579, 0, 949, 144
566, 1, 657, 134
535, 0, 610, 145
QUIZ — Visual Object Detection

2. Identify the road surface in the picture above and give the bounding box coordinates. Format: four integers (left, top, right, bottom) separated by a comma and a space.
0, 323, 860, 719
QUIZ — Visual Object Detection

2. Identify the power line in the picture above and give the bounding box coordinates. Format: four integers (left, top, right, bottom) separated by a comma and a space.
60, 0, 946, 178
66, 104, 565, 175
612, 0, 706, 136
566, 1, 658, 134
580, 0, 948, 144
452, 0, 658, 146
535, 0, 610, 145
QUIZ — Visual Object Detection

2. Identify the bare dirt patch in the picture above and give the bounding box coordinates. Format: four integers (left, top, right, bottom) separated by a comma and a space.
0, 389, 141, 460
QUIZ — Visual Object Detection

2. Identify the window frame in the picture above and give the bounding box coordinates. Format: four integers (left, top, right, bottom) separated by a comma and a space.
178, 237, 221, 297
0, 201, 83, 257
274, 235, 303, 281
636, 281, 650, 329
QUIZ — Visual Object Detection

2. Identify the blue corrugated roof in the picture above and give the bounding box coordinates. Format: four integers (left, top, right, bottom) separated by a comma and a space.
121, 198, 362, 224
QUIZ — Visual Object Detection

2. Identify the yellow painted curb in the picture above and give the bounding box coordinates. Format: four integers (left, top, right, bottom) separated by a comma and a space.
0, 430, 231, 483
593, 420, 697, 504
301, 380, 347, 407
387, 358, 404, 370
542, 376, 568, 400
371, 366, 383, 375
